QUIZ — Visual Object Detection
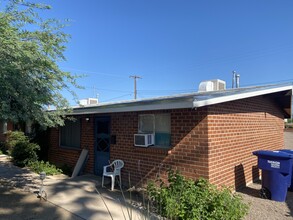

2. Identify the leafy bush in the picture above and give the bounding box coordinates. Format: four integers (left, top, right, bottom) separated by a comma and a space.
147, 169, 249, 220
27, 160, 63, 175
5, 131, 29, 154
58, 163, 72, 176
0, 141, 6, 154
11, 141, 40, 167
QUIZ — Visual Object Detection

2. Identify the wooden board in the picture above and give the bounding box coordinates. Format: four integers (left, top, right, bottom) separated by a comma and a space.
71, 149, 89, 178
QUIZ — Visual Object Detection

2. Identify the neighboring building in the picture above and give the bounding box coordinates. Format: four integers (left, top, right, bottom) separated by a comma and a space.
0, 121, 13, 142
47, 83, 292, 189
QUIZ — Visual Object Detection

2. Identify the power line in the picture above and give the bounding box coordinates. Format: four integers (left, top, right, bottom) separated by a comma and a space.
102, 93, 133, 102
60, 67, 127, 79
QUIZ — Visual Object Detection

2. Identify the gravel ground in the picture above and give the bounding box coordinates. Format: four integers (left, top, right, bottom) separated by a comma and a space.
238, 182, 293, 220
237, 129, 293, 220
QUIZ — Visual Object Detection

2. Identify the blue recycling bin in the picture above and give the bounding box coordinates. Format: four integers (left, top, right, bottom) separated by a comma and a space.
253, 150, 293, 202
279, 149, 293, 191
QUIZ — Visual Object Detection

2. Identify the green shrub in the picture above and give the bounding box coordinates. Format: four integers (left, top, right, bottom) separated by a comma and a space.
147, 169, 249, 220
27, 160, 63, 175
0, 141, 7, 154
58, 163, 72, 176
5, 131, 29, 154
11, 141, 40, 167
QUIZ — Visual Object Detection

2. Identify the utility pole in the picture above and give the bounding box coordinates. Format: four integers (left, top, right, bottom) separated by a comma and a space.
129, 75, 142, 99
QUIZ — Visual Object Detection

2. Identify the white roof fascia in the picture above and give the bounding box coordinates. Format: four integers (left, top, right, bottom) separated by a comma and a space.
193, 85, 293, 108
70, 99, 194, 115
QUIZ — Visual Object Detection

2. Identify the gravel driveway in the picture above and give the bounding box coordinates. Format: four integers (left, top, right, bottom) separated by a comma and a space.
238, 129, 293, 220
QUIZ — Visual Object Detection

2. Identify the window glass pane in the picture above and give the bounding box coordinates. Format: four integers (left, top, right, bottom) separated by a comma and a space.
60, 119, 80, 148
155, 114, 171, 147
138, 114, 154, 133
155, 114, 170, 133
138, 113, 171, 147
0, 121, 7, 134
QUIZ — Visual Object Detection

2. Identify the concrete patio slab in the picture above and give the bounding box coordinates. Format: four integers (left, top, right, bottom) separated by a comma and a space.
0, 155, 151, 220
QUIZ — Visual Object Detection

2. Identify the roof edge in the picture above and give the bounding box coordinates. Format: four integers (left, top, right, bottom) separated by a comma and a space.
193, 85, 293, 108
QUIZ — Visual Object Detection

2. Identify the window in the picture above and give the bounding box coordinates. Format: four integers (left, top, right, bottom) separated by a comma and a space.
0, 121, 7, 134
60, 119, 81, 149
138, 113, 171, 147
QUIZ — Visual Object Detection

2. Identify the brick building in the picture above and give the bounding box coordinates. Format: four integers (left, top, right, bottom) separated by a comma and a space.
0, 121, 13, 142
47, 83, 292, 189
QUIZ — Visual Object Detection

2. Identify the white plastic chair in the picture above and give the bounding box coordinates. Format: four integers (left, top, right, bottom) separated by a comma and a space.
102, 159, 124, 191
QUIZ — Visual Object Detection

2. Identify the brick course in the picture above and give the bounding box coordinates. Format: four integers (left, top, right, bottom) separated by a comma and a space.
47, 95, 285, 190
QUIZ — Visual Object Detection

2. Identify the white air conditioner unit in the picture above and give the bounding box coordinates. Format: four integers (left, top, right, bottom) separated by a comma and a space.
198, 79, 226, 92
134, 134, 154, 147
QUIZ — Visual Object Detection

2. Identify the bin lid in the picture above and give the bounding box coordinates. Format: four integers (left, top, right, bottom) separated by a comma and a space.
279, 149, 293, 155
252, 150, 293, 159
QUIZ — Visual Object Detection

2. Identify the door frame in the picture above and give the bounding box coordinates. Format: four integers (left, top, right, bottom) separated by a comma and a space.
94, 116, 111, 175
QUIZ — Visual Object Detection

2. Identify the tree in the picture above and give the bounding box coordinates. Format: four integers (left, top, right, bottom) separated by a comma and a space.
0, 0, 80, 127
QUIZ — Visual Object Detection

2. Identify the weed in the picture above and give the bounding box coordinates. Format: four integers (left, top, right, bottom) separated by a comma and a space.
27, 160, 63, 175
147, 169, 249, 220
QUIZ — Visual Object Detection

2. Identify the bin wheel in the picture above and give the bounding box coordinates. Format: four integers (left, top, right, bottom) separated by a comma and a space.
260, 187, 271, 200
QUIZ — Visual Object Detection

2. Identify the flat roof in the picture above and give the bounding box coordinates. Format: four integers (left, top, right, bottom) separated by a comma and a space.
71, 83, 293, 117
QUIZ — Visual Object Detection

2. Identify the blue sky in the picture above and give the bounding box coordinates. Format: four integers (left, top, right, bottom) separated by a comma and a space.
41, 1, 293, 104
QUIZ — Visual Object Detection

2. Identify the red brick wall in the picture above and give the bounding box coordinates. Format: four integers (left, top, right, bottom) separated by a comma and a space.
48, 116, 95, 174
110, 108, 209, 186
47, 109, 209, 186
47, 95, 285, 190
207, 96, 284, 189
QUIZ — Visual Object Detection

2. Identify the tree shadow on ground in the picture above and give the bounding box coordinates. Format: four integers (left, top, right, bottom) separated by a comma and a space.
0, 187, 82, 220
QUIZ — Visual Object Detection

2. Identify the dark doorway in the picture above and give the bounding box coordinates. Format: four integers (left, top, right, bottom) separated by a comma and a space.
94, 116, 111, 175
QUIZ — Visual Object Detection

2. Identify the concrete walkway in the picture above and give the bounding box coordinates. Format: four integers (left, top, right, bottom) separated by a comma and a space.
285, 128, 293, 150
0, 155, 150, 220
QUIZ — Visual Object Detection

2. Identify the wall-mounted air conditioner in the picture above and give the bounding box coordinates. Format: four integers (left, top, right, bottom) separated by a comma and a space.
134, 134, 154, 147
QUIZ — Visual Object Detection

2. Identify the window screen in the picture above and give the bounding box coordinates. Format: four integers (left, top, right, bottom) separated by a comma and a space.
138, 114, 155, 133
138, 113, 171, 147
155, 114, 171, 147
60, 119, 81, 148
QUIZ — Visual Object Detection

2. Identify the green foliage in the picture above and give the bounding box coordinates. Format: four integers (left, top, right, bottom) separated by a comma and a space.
11, 141, 40, 167
0, 141, 7, 154
0, 0, 81, 128
27, 160, 63, 175
147, 169, 249, 220
5, 130, 28, 153
58, 163, 72, 176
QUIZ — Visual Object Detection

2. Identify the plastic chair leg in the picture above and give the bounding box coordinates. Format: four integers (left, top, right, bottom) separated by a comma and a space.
111, 176, 115, 191
119, 175, 122, 189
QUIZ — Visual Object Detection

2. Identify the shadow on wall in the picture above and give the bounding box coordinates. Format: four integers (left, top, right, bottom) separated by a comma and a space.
234, 164, 261, 199
252, 165, 260, 183
234, 164, 260, 191
234, 164, 246, 191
